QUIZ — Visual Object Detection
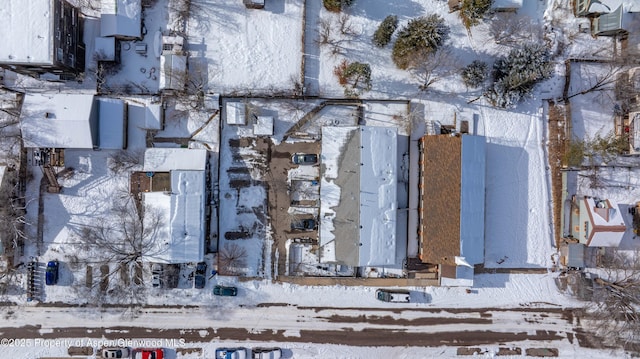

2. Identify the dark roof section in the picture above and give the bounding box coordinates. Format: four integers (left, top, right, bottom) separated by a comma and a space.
419, 135, 461, 266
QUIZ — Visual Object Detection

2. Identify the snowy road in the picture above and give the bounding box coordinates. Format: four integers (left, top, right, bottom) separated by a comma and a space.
0, 304, 586, 347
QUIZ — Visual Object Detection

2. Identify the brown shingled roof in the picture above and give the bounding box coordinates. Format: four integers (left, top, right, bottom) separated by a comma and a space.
419, 135, 461, 266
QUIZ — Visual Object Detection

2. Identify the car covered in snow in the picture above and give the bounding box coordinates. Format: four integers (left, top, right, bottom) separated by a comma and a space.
216, 347, 248, 359
151, 263, 162, 288
194, 262, 207, 289
291, 153, 317, 165
132, 348, 163, 359
102, 347, 130, 358
213, 285, 238, 296
376, 289, 410, 303
45, 260, 59, 285
252, 347, 282, 359
290, 218, 317, 231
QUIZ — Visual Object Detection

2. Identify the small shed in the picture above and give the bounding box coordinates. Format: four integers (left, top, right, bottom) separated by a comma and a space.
226, 102, 247, 125
243, 0, 265, 9
145, 103, 164, 130
253, 116, 274, 136
159, 54, 187, 91
567, 243, 586, 269
100, 0, 142, 39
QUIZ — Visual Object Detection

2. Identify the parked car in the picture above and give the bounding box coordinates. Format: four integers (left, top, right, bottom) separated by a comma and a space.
291, 218, 317, 231
375, 289, 410, 303
151, 263, 162, 288
132, 348, 163, 359
216, 347, 248, 359
102, 347, 130, 358
45, 260, 59, 285
213, 285, 238, 296
194, 262, 207, 289
291, 153, 318, 165
252, 347, 282, 359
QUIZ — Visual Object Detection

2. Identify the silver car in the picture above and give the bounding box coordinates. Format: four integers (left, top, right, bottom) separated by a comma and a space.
102, 347, 130, 358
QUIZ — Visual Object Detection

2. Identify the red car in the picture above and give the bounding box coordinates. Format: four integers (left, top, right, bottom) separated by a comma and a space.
133, 348, 164, 359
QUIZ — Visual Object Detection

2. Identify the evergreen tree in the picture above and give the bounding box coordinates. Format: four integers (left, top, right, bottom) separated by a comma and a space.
334, 60, 372, 97
459, 0, 494, 30
323, 0, 354, 12
392, 15, 449, 70
485, 43, 552, 108
461, 60, 488, 88
373, 15, 398, 48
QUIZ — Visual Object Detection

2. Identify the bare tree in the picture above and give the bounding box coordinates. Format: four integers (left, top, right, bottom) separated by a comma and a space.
490, 14, 541, 46
108, 149, 144, 174
568, 62, 629, 100
75, 197, 166, 304
410, 47, 457, 91
586, 249, 640, 351
218, 243, 248, 276
316, 15, 356, 56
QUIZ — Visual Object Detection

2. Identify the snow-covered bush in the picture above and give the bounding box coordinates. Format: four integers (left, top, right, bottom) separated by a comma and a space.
392, 15, 450, 70
459, 0, 494, 30
373, 15, 398, 48
485, 43, 552, 108
461, 60, 488, 88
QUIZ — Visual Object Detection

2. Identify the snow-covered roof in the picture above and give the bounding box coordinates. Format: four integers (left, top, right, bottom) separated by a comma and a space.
142, 170, 206, 263
143, 148, 207, 172
589, 0, 640, 13
226, 102, 246, 125
145, 103, 163, 130
97, 97, 126, 149
94, 37, 117, 62
0, 0, 53, 65
20, 93, 97, 149
100, 0, 142, 38
159, 54, 187, 91
459, 135, 486, 265
320, 126, 397, 267
253, 116, 273, 136
579, 197, 626, 247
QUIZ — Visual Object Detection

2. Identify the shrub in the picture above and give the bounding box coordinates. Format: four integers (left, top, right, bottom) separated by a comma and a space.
461, 60, 488, 88
392, 15, 450, 70
459, 0, 494, 30
334, 60, 372, 97
373, 15, 398, 47
323, 0, 354, 12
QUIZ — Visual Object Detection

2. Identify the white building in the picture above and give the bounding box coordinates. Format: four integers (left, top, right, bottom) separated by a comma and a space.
142, 148, 208, 263
100, 0, 142, 39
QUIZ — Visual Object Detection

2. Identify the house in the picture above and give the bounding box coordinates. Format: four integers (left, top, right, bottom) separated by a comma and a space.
570, 196, 626, 247
574, 0, 640, 36
142, 148, 208, 264
0, 0, 85, 78
418, 134, 486, 286
100, 0, 142, 40
20, 93, 127, 150
319, 126, 398, 267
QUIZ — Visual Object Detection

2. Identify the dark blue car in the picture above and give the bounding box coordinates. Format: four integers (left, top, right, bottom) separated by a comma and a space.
45, 260, 58, 285
194, 262, 207, 289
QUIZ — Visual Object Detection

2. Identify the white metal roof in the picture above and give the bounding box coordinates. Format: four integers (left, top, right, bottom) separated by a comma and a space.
589, 0, 640, 13
20, 93, 96, 149
144, 103, 163, 130
100, 0, 142, 38
143, 148, 207, 171
459, 135, 486, 265
97, 97, 125, 149
0, 0, 53, 65
143, 170, 206, 264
